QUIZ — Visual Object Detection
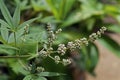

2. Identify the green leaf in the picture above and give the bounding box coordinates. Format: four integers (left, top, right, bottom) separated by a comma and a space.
41, 16, 61, 23
13, 4, 20, 27
79, 43, 99, 75
0, 19, 11, 29
62, 0, 75, 19
0, 45, 18, 55
86, 18, 95, 31
0, 24, 9, 42
61, 10, 82, 28
0, 44, 18, 50
31, 0, 50, 12
0, 36, 6, 43
0, 48, 13, 54
0, 0, 13, 27
46, 0, 59, 19
23, 75, 47, 80
35, 77, 47, 80
99, 35, 120, 57
9, 60, 29, 75
15, 0, 31, 10
8, 27, 25, 43
61, 0, 103, 28
18, 18, 38, 29
59, 0, 65, 20
7, 33, 14, 43
108, 25, 120, 33
38, 72, 65, 77
86, 43, 99, 75
17, 41, 38, 54
23, 75, 32, 80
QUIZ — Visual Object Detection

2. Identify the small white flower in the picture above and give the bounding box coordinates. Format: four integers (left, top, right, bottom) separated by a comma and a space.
62, 59, 71, 66
54, 56, 60, 64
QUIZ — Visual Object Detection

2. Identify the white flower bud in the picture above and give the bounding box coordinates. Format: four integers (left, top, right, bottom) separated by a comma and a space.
36, 67, 45, 72
56, 28, 62, 34
54, 56, 60, 64
39, 50, 47, 57
57, 44, 66, 55
67, 42, 76, 51
97, 31, 101, 37
62, 59, 71, 66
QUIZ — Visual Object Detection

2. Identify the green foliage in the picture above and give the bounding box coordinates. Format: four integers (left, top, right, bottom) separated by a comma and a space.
99, 35, 120, 57
0, 0, 120, 80
23, 75, 47, 80
80, 43, 99, 75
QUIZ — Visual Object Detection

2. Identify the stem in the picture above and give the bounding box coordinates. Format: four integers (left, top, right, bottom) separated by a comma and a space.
0, 55, 30, 59
14, 32, 17, 47
48, 55, 62, 63
48, 55, 55, 60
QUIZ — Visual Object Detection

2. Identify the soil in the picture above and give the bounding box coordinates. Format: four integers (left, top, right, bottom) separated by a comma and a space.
87, 34, 120, 80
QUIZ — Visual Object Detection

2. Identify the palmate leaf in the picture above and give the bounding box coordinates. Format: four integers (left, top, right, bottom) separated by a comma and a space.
12, 4, 20, 27
8, 27, 25, 43
0, 0, 13, 27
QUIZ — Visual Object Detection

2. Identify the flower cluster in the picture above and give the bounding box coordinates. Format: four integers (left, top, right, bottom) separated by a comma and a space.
57, 37, 88, 52
38, 25, 106, 66
38, 50, 47, 57
57, 44, 67, 55
56, 27, 106, 55
47, 23, 62, 44
36, 67, 45, 72
54, 55, 71, 66
24, 24, 29, 34
67, 41, 76, 51
89, 27, 107, 42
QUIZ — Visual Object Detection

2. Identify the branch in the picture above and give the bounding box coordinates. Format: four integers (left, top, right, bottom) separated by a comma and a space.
0, 55, 30, 59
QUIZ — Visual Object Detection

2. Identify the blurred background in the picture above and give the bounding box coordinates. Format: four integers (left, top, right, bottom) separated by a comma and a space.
0, 0, 120, 80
